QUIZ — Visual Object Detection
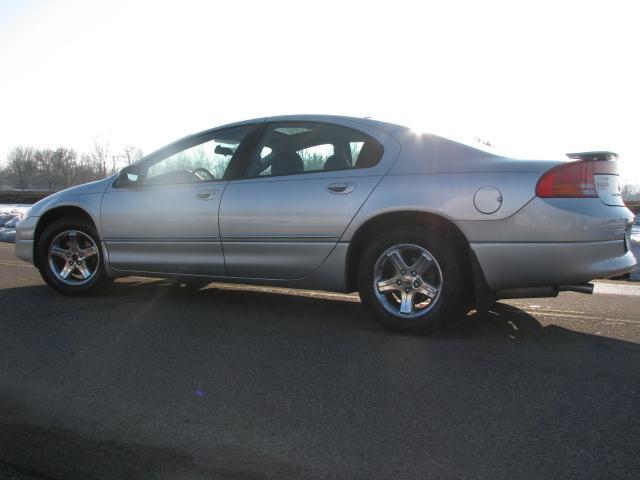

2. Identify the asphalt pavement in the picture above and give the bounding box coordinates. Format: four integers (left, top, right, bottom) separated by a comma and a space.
0, 243, 639, 479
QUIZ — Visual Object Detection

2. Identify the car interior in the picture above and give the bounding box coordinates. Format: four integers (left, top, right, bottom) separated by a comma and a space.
247, 124, 382, 178
138, 123, 384, 186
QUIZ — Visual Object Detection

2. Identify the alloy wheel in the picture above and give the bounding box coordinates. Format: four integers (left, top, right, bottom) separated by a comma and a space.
47, 230, 100, 286
372, 243, 443, 318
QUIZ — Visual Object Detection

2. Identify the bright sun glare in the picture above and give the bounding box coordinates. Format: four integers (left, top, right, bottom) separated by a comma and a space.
0, 0, 638, 183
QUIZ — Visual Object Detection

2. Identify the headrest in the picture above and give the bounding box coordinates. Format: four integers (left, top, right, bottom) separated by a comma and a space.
270, 151, 303, 176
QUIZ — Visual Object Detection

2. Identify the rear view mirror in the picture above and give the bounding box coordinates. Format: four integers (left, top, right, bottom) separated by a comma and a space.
214, 145, 234, 156
117, 166, 142, 187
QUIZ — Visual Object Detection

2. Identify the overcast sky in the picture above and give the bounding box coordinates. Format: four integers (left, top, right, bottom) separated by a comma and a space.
1, 0, 639, 183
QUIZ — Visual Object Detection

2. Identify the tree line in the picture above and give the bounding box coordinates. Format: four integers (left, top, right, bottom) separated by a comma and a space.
0, 142, 143, 191
621, 183, 640, 202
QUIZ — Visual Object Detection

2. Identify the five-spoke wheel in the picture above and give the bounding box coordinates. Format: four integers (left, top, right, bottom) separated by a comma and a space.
37, 217, 111, 295
373, 244, 443, 318
358, 227, 461, 334
48, 230, 100, 285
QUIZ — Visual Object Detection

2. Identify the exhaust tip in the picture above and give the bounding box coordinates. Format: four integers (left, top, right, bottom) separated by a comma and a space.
558, 283, 594, 295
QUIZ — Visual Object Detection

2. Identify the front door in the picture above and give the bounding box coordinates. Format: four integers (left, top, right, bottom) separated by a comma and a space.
101, 124, 255, 276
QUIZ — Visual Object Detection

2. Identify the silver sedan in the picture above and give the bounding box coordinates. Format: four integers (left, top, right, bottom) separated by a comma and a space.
15, 115, 637, 333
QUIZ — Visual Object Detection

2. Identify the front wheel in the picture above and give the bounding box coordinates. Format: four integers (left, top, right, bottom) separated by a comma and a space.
37, 217, 111, 296
357, 227, 463, 334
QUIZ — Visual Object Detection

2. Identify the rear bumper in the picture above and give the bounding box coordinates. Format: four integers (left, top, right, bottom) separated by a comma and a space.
14, 216, 37, 265
471, 239, 637, 290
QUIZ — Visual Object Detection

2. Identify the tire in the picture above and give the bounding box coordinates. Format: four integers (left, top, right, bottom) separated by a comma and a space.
36, 216, 112, 296
357, 226, 463, 334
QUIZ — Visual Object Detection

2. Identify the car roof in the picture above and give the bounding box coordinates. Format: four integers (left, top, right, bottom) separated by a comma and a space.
140, 115, 408, 163
212, 114, 408, 134
264, 114, 408, 133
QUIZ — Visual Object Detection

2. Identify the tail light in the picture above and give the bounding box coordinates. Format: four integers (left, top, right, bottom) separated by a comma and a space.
536, 159, 617, 198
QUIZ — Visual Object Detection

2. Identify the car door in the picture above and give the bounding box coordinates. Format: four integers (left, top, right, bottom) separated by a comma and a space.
219, 120, 399, 279
101, 124, 255, 276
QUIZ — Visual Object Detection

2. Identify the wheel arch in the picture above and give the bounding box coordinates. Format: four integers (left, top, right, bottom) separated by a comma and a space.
345, 210, 492, 308
33, 206, 98, 266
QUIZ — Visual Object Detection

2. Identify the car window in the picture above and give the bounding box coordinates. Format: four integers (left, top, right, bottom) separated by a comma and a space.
244, 123, 384, 178
144, 126, 252, 185
350, 141, 364, 162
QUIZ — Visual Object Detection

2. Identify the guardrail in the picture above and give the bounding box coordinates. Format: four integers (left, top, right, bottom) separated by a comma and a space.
0, 191, 53, 204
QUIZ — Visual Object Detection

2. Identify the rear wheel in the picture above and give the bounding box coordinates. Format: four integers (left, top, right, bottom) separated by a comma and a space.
357, 227, 463, 334
37, 217, 111, 295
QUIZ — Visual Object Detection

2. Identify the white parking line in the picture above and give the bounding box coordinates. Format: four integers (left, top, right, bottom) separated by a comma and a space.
523, 310, 640, 325
593, 282, 640, 296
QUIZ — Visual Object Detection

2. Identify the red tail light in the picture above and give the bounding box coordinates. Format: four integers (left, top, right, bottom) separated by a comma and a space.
536, 160, 614, 198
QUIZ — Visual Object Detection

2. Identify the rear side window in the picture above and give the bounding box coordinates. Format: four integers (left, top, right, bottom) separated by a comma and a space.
245, 123, 384, 178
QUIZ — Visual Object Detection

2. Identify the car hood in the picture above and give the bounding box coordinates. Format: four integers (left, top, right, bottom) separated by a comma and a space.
28, 176, 115, 218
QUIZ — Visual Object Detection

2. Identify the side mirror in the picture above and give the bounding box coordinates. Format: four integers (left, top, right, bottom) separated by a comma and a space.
117, 166, 142, 187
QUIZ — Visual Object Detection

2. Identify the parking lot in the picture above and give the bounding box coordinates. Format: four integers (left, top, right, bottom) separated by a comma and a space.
0, 242, 639, 479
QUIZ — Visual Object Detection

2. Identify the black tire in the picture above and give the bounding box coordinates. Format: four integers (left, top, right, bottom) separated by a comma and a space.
36, 216, 112, 296
357, 226, 463, 334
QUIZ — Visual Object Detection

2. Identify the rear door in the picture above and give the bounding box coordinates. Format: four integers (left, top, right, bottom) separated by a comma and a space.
219, 120, 399, 279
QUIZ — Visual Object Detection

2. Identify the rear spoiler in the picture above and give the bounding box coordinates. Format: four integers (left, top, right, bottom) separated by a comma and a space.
566, 151, 618, 161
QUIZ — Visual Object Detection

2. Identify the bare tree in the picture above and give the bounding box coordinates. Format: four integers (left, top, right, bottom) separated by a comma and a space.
0, 166, 6, 192
91, 139, 111, 178
121, 145, 144, 166
77, 153, 101, 184
7, 146, 37, 190
35, 148, 58, 190
33, 147, 79, 190
53, 147, 78, 188
2, 142, 141, 191
621, 182, 639, 201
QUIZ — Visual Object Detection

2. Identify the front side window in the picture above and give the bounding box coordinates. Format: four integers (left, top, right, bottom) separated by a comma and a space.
244, 123, 384, 178
144, 126, 252, 185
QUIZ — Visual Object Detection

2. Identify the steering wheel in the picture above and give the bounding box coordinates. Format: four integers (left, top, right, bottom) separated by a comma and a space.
192, 167, 215, 180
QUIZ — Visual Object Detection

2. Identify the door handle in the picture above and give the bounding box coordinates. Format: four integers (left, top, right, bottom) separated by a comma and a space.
196, 190, 217, 200
327, 182, 356, 194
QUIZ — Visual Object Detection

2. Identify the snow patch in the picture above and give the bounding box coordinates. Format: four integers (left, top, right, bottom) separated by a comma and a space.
0, 204, 32, 244
0, 204, 31, 216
